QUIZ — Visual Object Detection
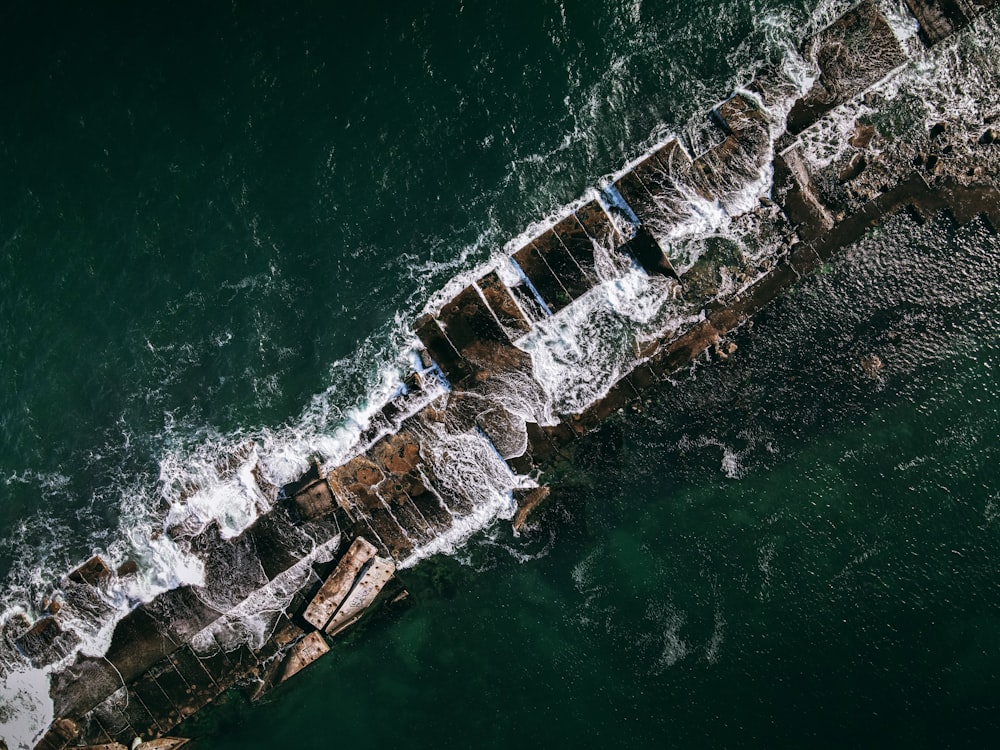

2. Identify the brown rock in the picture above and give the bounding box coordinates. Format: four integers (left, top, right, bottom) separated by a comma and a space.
374, 434, 421, 476
849, 123, 876, 148
980, 128, 998, 145
67, 555, 112, 587
116, 559, 140, 577
513, 486, 552, 531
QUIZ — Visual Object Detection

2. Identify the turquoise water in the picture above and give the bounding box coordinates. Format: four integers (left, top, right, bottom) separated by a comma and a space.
2, 1, 1000, 747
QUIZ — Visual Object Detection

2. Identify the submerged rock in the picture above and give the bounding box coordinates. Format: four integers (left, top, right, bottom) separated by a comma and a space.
860, 354, 884, 378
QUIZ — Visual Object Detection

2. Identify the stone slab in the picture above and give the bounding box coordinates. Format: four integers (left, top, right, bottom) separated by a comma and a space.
631, 142, 704, 223
141, 586, 220, 647
149, 661, 198, 722
773, 148, 834, 241
66, 556, 112, 587
513, 242, 571, 313
118, 686, 160, 740
622, 226, 677, 277
647, 320, 721, 377
280, 632, 330, 683
438, 285, 509, 352
575, 199, 624, 251
530, 229, 593, 300
303, 537, 377, 631
904, 0, 990, 44
550, 213, 599, 281
513, 487, 552, 531
130, 673, 180, 734
414, 314, 472, 384
477, 270, 532, 336
326, 557, 396, 636
787, 1, 907, 134
15, 616, 79, 668
612, 169, 657, 228
708, 264, 799, 333
292, 476, 336, 521
376, 482, 436, 542
790, 244, 823, 276
246, 506, 314, 580
167, 646, 223, 707
103, 608, 178, 685
507, 277, 549, 323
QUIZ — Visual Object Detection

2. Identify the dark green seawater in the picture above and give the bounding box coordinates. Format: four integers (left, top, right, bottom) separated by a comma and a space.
2, 1, 1000, 748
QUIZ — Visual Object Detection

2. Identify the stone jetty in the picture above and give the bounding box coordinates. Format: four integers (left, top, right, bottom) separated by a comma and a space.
18, 1, 999, 748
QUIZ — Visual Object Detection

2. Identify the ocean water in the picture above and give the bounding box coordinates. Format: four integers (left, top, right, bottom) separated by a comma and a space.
2, 0, 999, 748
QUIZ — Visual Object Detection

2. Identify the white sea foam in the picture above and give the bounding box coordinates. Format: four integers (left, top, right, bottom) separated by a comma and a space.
399, 427, 527, 568
0, 664, 52, 750
198, 534, 341, 653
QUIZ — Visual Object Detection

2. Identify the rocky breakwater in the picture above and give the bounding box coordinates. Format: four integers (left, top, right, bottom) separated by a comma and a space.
14, 1, 1000, 748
